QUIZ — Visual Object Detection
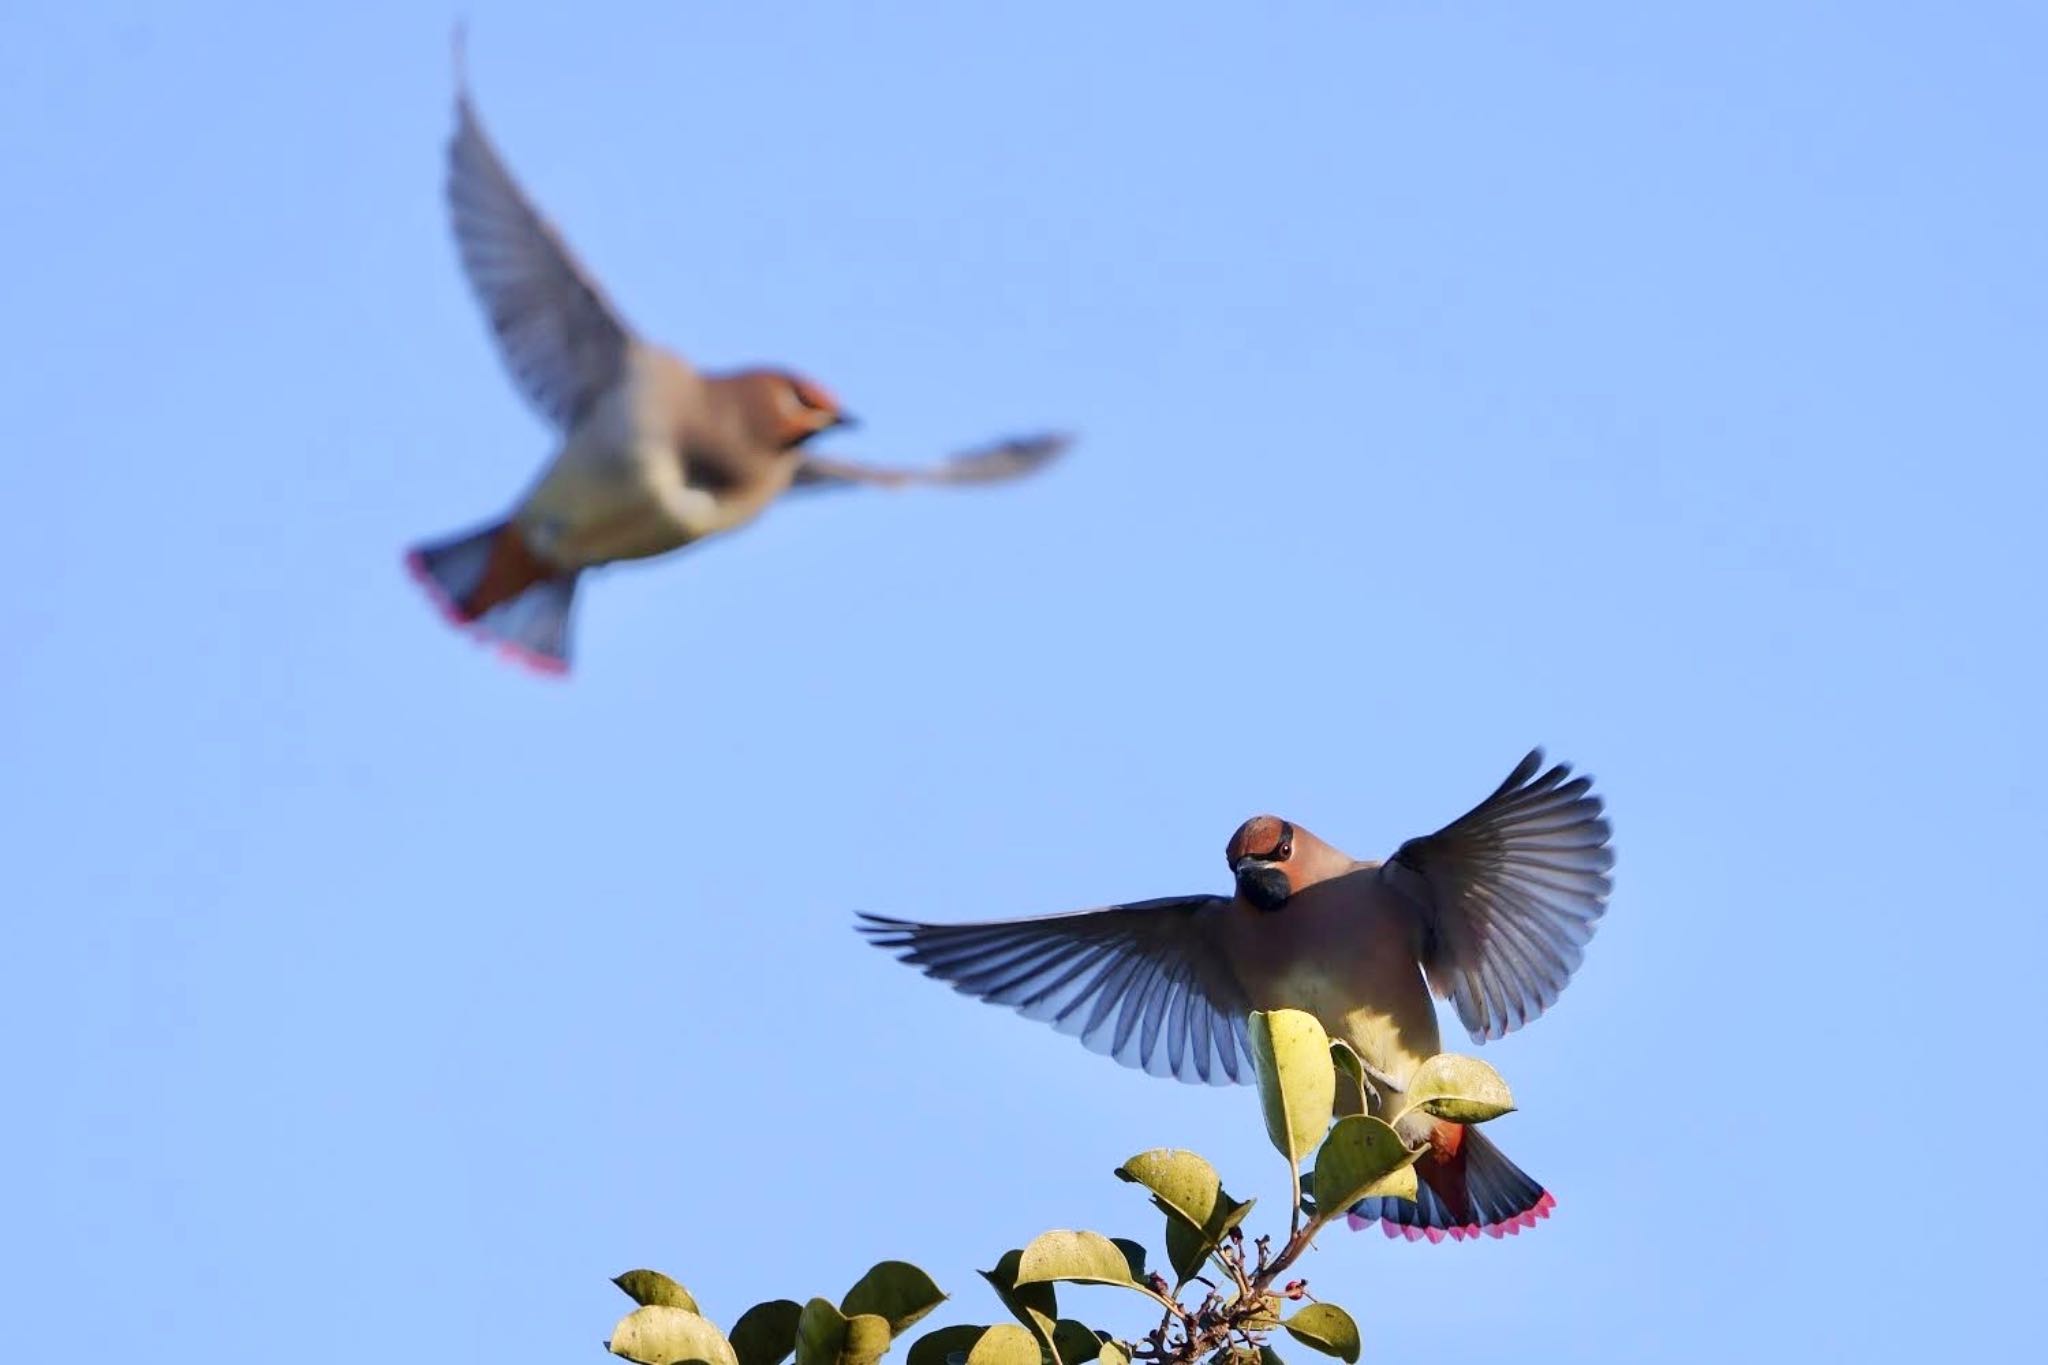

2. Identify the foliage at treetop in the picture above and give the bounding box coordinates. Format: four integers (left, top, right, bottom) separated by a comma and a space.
603, 1009, 1526, 1365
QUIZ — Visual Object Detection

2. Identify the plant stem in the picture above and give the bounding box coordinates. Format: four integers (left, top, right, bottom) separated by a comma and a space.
1292, 1158, 1305, 1244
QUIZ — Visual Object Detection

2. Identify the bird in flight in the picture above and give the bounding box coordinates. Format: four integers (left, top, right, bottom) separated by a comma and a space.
860, 750, 1613, 1242
407, 37, 1069, 675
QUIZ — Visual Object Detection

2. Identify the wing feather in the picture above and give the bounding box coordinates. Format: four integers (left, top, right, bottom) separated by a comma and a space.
858, 895, 1253, 1086
1383, 750, 1615, 1042
447, 83, 635, 429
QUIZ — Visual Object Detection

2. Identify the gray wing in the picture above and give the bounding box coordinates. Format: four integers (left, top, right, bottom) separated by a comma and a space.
857, 895, 1253, 1086
792, 433, 1071, 492
1382, 750, 1614, 1042
447, 82, 634, 430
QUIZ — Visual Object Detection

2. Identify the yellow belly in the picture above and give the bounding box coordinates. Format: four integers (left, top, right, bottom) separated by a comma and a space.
512, 354, 762, 566
517, 448, 713, 565
1252, 959, 1442, 1088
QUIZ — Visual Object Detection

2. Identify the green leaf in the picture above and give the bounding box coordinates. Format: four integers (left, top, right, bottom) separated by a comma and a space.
1248, 1010, 1336, 1169
1115, 1149, 1254, 1284
905, 1325, 986, 1365
1099, 1344, 1131, 1365
979, 1251, 1058, 1357
615, 1270, 702, 1312
841, 1262, 947, 1336
1016, 1230, 1141, 1288
1163, 1218, 1207, 1286
729, 1300, 803, 1365
1401, 1054, 1516, 1125
965, 1325, 1044, 1365
795, 1299, 848, 1365
1311, 1115, 1421, 1217
1283, 1304, 1360, 1364
1051, 1320, 1108, 1365
609, 1306, 741, 1365
795, 1298, 892, 1365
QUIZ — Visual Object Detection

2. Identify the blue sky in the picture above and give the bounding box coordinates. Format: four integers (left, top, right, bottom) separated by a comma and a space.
3, 1, 2043, 1359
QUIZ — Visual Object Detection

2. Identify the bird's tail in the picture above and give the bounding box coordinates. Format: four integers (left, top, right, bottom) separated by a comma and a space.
404, 520, 580, 676
1345, 1124, 1555, 1242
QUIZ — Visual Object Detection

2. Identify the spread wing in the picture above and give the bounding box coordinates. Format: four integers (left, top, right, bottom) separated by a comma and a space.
857, 894, 1254, 1085
1381, 750, 1614, 1042
447, 74, 635, 430
792, 433, 1071, 492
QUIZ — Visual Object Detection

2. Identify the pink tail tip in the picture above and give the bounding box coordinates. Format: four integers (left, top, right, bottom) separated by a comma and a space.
494, 641, 571, 677
1362, 1189, 1557, 1243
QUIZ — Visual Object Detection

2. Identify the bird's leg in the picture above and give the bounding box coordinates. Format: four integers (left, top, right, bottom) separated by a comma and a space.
1352, 1057, 1402, 1116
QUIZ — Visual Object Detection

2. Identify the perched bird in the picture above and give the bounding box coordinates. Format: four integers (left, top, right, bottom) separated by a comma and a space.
859, 750, 1613, 1242
407, 42, 1069, 675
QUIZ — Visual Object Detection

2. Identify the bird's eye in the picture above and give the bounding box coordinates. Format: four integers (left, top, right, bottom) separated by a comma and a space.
1273, 824, 1294, 860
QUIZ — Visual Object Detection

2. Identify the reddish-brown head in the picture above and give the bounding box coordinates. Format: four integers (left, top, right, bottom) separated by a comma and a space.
1225, 814, 1301, 911
730, 369, 855, 451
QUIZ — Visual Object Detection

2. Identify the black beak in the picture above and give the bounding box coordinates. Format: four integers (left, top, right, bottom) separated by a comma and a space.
831, 412, 859, 432
1232, 859, 1292, 912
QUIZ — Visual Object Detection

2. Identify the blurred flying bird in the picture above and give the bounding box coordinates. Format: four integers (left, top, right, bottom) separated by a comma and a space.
407, 36, 1069, 674
860, 750, 1613, 1242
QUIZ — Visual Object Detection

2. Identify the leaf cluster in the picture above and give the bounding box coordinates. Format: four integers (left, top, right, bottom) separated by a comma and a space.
605, 1011, 1521, 1365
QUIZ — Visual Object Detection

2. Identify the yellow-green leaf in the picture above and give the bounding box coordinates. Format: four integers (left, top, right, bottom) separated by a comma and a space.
1402, 1053, 1516, 1124
905, 1325, 985, 1365
1015, 1230, 1140, 1288
1099, 1344, 1131, 1365
615, 1270, 702, 1312
729, 1300, 803, 1365
1311, 1115, 1421, 1217
1283, 1304, 1359, 1364
1241, 1293, 1282, 1332
1248, 1010, 1336, 1168
1114, 1150, 1245, 1235
841, 1262, 946, 1336
795, 1299, 893, 1365
1117, 1148, 1254, 1284
1206, 1347, 1270, 1365
979, 1251, 1058, 1356
965, 1324, 1044, 1365
610, 1306, 741, 1365
839, 1317, 895, 1365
